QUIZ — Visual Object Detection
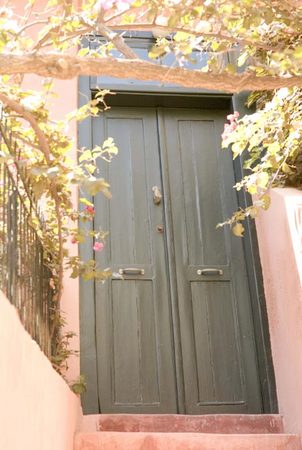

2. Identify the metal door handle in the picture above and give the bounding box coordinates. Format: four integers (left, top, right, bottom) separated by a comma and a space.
118, 268, 145, 275
197, 268, 223, 276
152, 186, 162, 205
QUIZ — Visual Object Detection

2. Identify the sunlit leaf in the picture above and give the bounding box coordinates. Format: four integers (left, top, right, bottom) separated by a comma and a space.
232, 222, 244, 237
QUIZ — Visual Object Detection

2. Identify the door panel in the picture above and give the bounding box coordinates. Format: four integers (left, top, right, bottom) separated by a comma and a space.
93, 109, 177, 413
111, 281, 160, 404
190, 281, 244, 405
159, 109, 262, 413
107, 116, 152, 265
176, 118, 227, 265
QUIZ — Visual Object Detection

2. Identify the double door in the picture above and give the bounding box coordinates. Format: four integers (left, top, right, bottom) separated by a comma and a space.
88, 107, 262, 414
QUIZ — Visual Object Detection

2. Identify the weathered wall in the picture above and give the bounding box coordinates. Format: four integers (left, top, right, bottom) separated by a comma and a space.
0, 291, 82, 450
256, 188, 302, 433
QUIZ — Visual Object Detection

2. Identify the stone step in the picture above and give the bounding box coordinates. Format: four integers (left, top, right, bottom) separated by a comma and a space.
75, 431, 301, 450
81, 414, 284, 434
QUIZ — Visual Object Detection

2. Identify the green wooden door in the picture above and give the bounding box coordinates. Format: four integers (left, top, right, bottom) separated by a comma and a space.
87, 106, 262, 414
158, 109, 262, 414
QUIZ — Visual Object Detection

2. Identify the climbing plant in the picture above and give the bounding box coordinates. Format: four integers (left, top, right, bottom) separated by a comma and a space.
219, 87, 302, 235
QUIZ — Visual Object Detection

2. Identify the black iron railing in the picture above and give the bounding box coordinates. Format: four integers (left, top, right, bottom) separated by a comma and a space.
0, 120, 58, 358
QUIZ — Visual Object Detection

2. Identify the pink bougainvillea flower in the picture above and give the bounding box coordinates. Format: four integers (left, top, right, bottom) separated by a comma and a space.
115, 0, 133, 11
223, 122, 237, 134
221, 118, 238, 140
96, 0, 133, 11
227, 111, 240, 122
84, 205, 95, 215
97, 0, 114, 10
93, 242, 104, 252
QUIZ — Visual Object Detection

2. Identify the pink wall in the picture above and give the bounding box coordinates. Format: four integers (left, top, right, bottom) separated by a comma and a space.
54, 77, 80, 383
13, 0, 80, 382
256, 188, 302, 433
18, 75, 80, 381
0, 291, 82, 450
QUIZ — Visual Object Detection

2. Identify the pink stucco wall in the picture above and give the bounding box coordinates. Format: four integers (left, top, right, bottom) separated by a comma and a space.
53, 77, 80, 382
256, 188, 302, 433
0, 291, 82, 450
18, 74, 80, 381
14, 0, 80, 382
24, 77, 80, 382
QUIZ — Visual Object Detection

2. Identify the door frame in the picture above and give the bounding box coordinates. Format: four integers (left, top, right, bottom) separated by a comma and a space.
78, 76, 278, 414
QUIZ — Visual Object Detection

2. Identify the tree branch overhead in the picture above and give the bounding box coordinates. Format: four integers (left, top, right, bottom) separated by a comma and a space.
0, 54, 301, 93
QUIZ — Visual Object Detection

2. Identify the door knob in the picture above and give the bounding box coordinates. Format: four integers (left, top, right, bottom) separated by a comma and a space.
152, 186, 162, 205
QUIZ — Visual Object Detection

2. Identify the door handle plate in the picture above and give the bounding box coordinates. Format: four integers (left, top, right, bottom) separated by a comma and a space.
118, 268, 145, 276
197, 268, 223, 276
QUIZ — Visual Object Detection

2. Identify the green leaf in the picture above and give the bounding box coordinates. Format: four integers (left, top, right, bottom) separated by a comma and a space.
70, 267, 80, 278
80, 198, 93, 206
78, 47, 90, 57
70, 375, 87, 395
148, 45, 167, 59
84, 163, 96, 174
294, 46, 302, 59
247, 184, 258, 195
225, 63, 237, 74
83, 178, 112, 197
174, 32, 190, 42
282, 162, 294, 174
232, 222, 244, 237
249, 206, 258, 218
267, 142, 280, 155
260, 194, 271, 210
237, 51, 249, 67
257, 172, 269, 188
168, 15, 179, 28
79, 149, 92, 162
232, 141, 245, 158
